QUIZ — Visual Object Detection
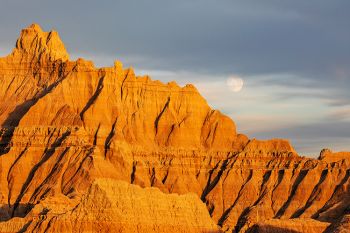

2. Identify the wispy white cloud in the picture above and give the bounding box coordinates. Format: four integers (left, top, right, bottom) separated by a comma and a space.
329, 107, 350, 121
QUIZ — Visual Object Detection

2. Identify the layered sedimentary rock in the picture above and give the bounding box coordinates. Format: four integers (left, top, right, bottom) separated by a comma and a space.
0, 24, 349, 233
247, 219, 330, 233
326, 214, 350, 233
319, 149, 350, 163
0, 179, 219, 233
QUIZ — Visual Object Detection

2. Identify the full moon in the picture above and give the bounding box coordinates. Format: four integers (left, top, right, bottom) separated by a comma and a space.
227, 76, 244, 92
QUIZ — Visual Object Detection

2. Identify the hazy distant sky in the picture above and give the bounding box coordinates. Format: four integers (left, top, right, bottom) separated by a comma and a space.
1, 0, 349, 156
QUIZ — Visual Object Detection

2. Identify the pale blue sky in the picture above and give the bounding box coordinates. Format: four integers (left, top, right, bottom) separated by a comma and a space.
1, 0, 349, 156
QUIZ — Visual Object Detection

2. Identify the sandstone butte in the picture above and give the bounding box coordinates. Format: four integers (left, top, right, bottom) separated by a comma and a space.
0, 24, 349, 233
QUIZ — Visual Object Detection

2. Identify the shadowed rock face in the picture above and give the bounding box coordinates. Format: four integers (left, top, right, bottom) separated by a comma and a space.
246, 219, 330, 233
325, 214, 350, 233
0, 24, 349, 233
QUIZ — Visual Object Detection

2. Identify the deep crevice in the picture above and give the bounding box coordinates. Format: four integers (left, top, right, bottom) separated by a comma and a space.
104, 117, 118, 158
201, 158, 230, 202
93, 124, 101, 146
131, 161, 137, 183
11, 130, 71, 217
275, 169, 309, 218
313, 169, 350, 218
0, 62, 69, 156
29, 147, 70, 203
154, 97, 170, 135
217, 169, 253, 227
79, 75, 105, 122
292, 169, 328, 218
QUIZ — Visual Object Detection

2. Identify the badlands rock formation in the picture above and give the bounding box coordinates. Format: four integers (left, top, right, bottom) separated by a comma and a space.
319, 149, 350, 163
0, 24, 349, 232
247, 218, 330, 233
1, 179, 219, 233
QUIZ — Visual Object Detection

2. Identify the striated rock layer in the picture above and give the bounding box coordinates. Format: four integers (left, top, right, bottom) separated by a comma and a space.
247, 219, 330, 233
0, 179, 220, 233
0, 24, 349, 232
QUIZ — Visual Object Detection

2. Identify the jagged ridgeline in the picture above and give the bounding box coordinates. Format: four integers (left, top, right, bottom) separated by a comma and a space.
0, 24, 349, 233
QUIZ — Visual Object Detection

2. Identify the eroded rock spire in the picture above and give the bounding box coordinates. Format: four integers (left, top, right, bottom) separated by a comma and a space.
11, 23, 69, 61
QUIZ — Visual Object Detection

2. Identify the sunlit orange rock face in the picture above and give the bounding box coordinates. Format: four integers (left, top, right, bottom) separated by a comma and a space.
0, 24, 349, 233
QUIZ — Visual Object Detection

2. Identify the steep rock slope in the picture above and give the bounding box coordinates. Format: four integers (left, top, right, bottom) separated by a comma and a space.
319, 149, 350, 163
0, 179, 220, 233
0, 24, 349, 233
326, 214, 350, 233
247, 218, 330, 233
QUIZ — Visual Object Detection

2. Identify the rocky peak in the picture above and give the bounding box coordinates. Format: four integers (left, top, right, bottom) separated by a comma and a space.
11, 23, 69, 61
318, 148, 350, 163
1, 24, 350, 233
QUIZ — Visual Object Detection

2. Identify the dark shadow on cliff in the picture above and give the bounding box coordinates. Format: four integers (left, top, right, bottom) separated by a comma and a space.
0, 203, 34, 222
246, 224, 301, 233
0, 62, 69, 156
11, 130, 71, 217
